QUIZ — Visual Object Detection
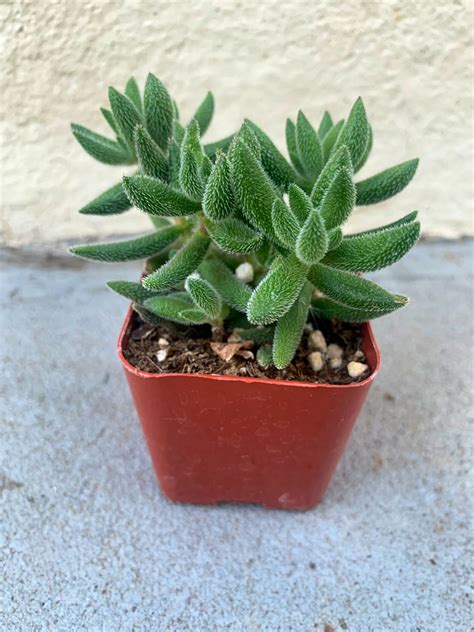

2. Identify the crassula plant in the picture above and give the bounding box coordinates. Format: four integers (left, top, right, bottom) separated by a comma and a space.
71, 75, 420, 370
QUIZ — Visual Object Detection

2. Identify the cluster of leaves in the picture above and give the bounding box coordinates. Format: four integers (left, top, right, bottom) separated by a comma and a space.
71, 77, 420, 369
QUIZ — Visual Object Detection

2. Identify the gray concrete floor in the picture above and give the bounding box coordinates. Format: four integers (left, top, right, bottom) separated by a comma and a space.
1, 240, 473, 631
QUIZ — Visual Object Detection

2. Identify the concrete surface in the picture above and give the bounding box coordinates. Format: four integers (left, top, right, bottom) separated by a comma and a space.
0, 240, 473, 631
2, 0, 474, 246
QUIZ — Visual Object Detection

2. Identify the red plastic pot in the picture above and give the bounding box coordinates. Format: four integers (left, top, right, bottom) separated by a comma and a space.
118, 308, 381, 510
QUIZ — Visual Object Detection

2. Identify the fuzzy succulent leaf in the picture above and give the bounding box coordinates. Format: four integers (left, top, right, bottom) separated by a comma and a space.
144, 73, 174, 151
236, 327, 274, 344
185, 273, 221, 318
144, 292, 208, 325
288, 183, 311, 224
244, 119, 296, 189
247, 254, 308, 325
347, 211, 419, 237
356, 159, 419, 205
70, 226, 181, 262
107, 280, 159, 304
134, 126, 169, 181
272, 198, 300, 249
125, 77, 143, 115
199, 259, 251, 312
179, 122, 204, 199
310, 145, 352, 208
203, 152, 235, 220
208, 218, 264, 254
318, 111, 333, 139
143, 232, 210, 291
204, 134, 235, 160
235, 121, 261, 162
312, 296, 405, 322
296, 203, 328, 265
334, 98, 370, 171
231, 139, 278, 240
322, 119, 344, 161
285, 119, 305, 175
132, 303, 163, 325
308, 263, 408, 310
272, 280, 312, 369
256, 344, 273, 369
319, 166, 356, 230
100, 108, 119, 135
327, 227, 343, 250
108, 87, 142, 156
78, 181, 131, 215
191, 91, 214, 136
168, 141, 181, 188
123, 175, 201, 216
355, 124, 373, 174
296, 111, 323, 181
322, 221, 420, 272
71, 123, 133, 165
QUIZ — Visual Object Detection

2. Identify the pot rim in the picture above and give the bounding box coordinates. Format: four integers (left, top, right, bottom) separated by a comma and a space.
118, 306, 381, 388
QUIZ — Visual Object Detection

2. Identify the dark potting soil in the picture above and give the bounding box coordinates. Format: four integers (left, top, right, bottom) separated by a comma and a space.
123, 314, 370, 384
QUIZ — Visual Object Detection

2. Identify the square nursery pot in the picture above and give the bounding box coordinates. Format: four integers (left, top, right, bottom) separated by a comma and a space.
118, 307, 381, 510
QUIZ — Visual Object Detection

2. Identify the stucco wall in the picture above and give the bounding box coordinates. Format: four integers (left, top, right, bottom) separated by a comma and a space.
1, 0, 473, 246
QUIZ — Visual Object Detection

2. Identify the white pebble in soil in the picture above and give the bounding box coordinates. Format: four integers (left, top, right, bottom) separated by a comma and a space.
347, 361, 368, 378
330, 357, 343, 369
158, 338, 170, 348
353, 349, 365, 360
308, 351, 325, 372
308, 330, 327, 353
156, 348, 169, 362
327, 343, 343, 359
235, 262, 254, 283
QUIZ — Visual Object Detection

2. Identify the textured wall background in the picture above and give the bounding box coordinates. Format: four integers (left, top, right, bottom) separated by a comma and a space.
1, 0, 473, 246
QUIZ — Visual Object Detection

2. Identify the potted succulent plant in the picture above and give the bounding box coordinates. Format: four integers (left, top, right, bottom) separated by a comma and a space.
71, 74, 419, 509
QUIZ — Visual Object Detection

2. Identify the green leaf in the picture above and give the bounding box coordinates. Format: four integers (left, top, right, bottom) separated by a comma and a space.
318, 111, 333, 139
125, 77, 143, 115
168, 141, 181, 188
334, 98, 370, 171
285, 119, 305, 175
199, 258, 251, 312
346, 211, 418, 237
247, 254, 309, 325
144, 73, 174, 151
322, 221, 420, 272
108, 87, 142, 155
296, 202, 328, 265
143, 232, 210, 290
236, 327, 274, 343
191, 91, 214, 136
179, 121, 204, 199
256, 344, 273, 369
203, 152, 236, 220
208, 217, 264, 254
204, 134, 235, 160
122, 174, 201, 216
144, 292, 208, 325
134, 125, 169, 181
107, 280, 158, 304
132, 303, 163, 326
319, 166, 356, 230
78, 182, 131, 215
71, 123, 133, 165
185, 273, 221, 318
355, 124, 372, 174
244, 119, 296, 189
356, 159, 419, 205
308, 263, 408, 310
296, 111, 323, 181
236, 121, 261, 162
312, 296, 405, 322
272, 198, 300, 249
288, 183, 311, 224
322, 119, 344, 161
273, 280, 312, 369
70, 226, 181, 262
100, 108, 119, 135
230, 139, 277, 240
310, 144, 352, 208
327, 227, 343, 250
